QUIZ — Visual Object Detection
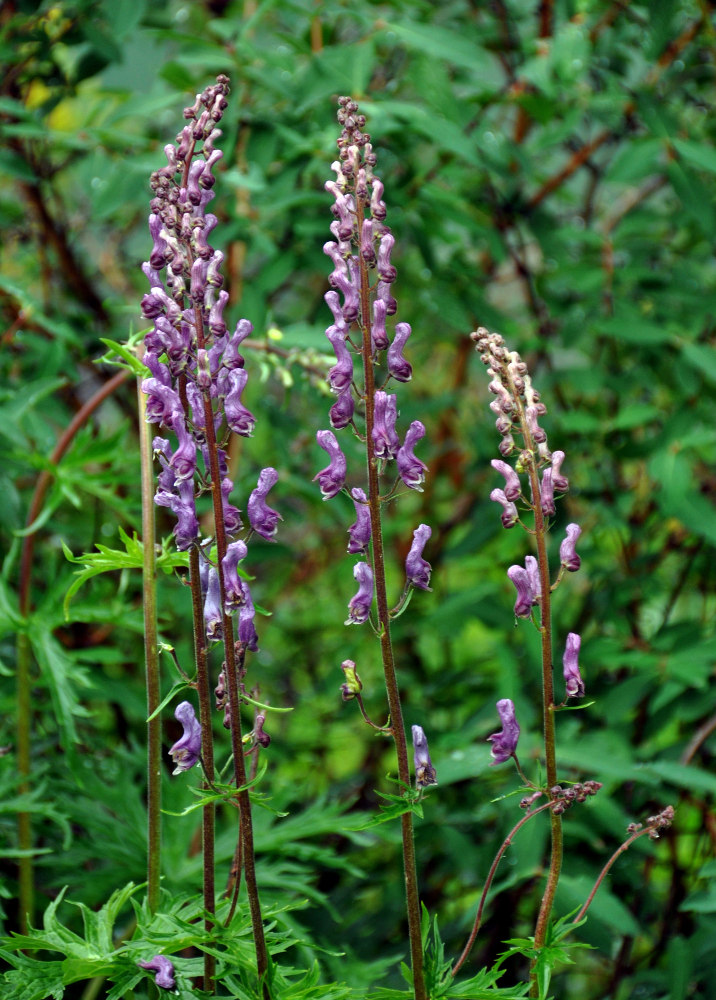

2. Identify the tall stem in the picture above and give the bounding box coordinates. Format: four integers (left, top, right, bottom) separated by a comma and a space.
523, 445, 562, 996
137, 384, 162, 914
358, 218, 426, 1000
195, 310, 270, 998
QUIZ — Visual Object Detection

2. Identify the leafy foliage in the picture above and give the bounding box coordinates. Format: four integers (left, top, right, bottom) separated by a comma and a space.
1, 0, 715, 998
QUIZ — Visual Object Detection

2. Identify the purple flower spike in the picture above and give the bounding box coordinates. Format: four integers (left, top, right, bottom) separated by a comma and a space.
406, 523, 432, 591
563, 632, 585, 698
204, 566, 223, 640
329, 389, 355, 429
387, 322, 412, 382
222, 539, 248, 610
491, 459, 521, 502
560, 523, 582, 572
348, 487, 372, 554
397, 420, 427, 492
490, 488, 518, 529
314, 429, 347, 499
412, 725, 438, 788
487, 698, 520, 764
346, 561, 374, 625
507, 565, 534, 618
138, 955, 176, 990
169, 701, 202, 775
540, 467, 556, 517
247, 467, 281, 540
372, 391, 400, 460
551, 450, 569, 493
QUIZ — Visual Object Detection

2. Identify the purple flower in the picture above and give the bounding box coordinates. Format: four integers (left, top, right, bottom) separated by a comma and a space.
372, 391, 400, 460
143, 378, 183, 427
314, 429, 347, 499
550, 450, 569, 493
371, 298, 389, 351
169, 701, 201, 775
406, 523, 432, 591
138, 955, 176, 990
247, 467, 281, 540
204, 566, 223, 640
237, 580, 259, 651
224, 367, 255, 437
326, 325, 354, 394
560, 523, 582, 572
563, 632, 585, 698
540, 466, 556, 517
491, 459, 521, 502
487, 699, 520, 764
387, 322, 412, 382
397, 420, 427, 491
329, 389, 355, 429
507, 564, 534, 618
412, 725, 437, 788
222, 540, 248, 610
346, 561, 374, 624
524, 555, 541, 604
377, 232, 397, 283
489, 487, 518, 529
347, 487, 372, 554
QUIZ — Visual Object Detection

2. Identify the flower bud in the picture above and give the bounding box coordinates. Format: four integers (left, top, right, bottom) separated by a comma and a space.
487, 698, 520, 764
563, 632, 585, 698
340, 659, 363, 700
559, 523, 582, 572
412, 725, 438, 787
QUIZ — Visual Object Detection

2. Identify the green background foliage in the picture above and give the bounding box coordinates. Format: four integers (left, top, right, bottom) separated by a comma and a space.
1, 0, 715, 997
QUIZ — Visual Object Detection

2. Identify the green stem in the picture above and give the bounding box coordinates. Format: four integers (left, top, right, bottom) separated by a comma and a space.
137, 382, 161, 914
357, 210, 426, 1000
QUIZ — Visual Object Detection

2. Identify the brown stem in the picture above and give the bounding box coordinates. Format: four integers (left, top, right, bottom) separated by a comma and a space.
357, 202, 426, 1000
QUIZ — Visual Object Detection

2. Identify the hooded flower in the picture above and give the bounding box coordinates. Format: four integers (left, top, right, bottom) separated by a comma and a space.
412, 725, 437, 788
372, 391, 400, 460
314, 429, 347, 500
346, 561, 374, 624
138, 955, 176, 990
347, 487, 372, 554
169, 701, 201, 774
563, 632, 585, 698
340, 659, 363, 701
487, 699, 520, 764
405, 524, 432, 591
397, 421, 427, 491
247, 467, 281, 540
491, 459, 521, 502
560, 522, 582, 572
507, 564, 534, 618
490, 487, 518, 529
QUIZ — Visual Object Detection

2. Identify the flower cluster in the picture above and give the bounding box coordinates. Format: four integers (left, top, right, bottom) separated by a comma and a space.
140, 76, 280, 659
473, 327, 587, 764
315, 97, 431, 625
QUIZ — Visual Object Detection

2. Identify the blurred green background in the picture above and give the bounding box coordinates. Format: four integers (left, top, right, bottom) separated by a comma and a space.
1, 1, 715, 997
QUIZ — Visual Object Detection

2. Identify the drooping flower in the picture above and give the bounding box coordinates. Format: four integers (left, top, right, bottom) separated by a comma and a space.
550, 450, 569, 493
387, 322, 412, 382
487, 699, 520, 764
412, 725, 438, 788
563, 632, 585, 698
489, 487, 518, 529
204, 566, 223, 639
540, 466, 556, 517
405, 524, 432, 591
347, 487, 372, 554
346, 561, 374, 624
340, 659, 363, 701
169, 701, 202, 775
397, 421, 427, 491
560, 522, 582, 572
138, 955, 176, 990
237, 580, 259, 652
247, 467, 281, 540
524, 555, 541, 605
314, 429, 347, 500
491, 459, 521, 502
507, 564, 534, 618
222, 539, 248, 610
